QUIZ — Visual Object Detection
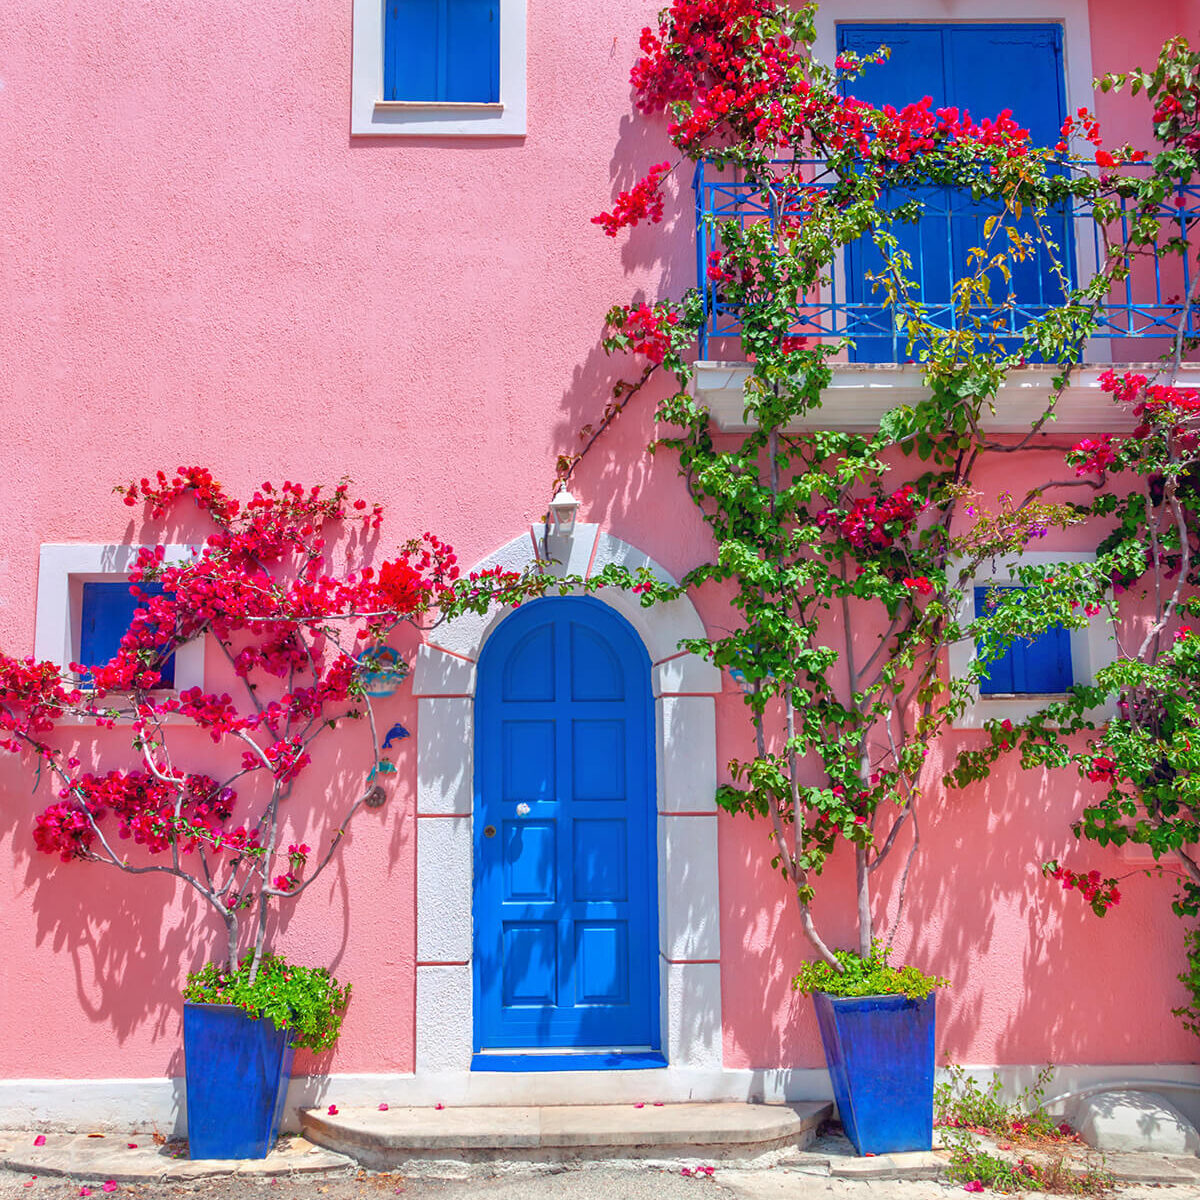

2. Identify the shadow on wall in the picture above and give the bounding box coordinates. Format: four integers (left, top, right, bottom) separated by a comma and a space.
0, 511, 421, 1081
716, 706, 1197, 1073
549, 103, 704, 546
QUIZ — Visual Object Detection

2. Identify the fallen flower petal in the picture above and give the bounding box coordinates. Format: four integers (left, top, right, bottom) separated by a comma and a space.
434, 1103, 444, 1111
327, 1105, 338, 1115
379, 1103, 390, 1111
79, 1189, 92, 1198
126, 1144, 137, 1150
964, 1184, 984, 1195
33, 1135, 46, 1147
102, 1183, 118, 1194
634, 1102, 645, 1109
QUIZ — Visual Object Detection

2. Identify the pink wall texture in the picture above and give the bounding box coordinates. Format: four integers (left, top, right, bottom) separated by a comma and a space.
0, 0, 1195, 1091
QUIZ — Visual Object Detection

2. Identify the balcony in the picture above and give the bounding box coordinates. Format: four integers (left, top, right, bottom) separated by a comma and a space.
692, 159, 1200, 431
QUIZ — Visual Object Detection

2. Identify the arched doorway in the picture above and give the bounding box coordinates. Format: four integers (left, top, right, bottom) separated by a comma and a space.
472, 596, 660, 1066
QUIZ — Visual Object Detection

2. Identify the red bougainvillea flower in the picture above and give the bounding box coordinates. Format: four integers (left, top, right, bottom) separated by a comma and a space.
903, 576, 934, 596
328, 1105, 338, 1116
32, 1136, 45, 1147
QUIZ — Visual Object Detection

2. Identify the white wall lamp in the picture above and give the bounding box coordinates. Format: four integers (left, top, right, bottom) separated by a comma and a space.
542, 486, 580, 561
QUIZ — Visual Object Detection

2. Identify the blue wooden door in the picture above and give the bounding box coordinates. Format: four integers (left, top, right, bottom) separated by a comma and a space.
839, 24, 1071, 361
473, 597, 660, 1062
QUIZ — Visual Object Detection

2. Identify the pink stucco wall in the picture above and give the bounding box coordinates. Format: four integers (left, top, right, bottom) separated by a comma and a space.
0, 0, 1195, 1089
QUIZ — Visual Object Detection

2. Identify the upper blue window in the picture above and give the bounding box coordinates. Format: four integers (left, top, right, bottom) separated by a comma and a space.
384, 0, 500, 103
974, 586, 1072, 695
79, 581, 176, 688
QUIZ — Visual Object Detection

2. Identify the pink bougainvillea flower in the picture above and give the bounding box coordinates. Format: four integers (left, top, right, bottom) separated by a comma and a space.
33, 1135, 46, 1146
327, 1104, 338, 1116
634, 1102, 645, 1108
653, 1101, 663, 1107
126, 1144, 137, 1150
964, 1183, 985, 1194
79, 1189, 92, 1198
434, 1103, 445, 1111
378, 1103, 389, 1111
680, 1167, 693, 1176
102, 1183, 118, 1194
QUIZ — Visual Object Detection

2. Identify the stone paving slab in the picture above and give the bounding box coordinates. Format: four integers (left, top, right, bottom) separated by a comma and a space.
0, 1131, 352, 1182
1094, 1150, 1200, 1184
827, 1150, 944, 1179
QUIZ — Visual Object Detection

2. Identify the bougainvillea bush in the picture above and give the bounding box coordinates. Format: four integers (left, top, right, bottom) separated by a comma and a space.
578, 0, 1199, 1006
0, 468, 535, 1013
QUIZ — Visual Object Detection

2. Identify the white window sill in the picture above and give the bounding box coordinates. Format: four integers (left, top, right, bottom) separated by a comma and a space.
375, 101, 504, 113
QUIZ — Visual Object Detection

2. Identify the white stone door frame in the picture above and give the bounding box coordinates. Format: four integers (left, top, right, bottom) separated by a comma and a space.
411, 524, 725, 1102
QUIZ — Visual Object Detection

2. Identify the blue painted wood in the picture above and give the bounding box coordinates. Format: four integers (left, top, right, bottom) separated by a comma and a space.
183, 1002, 296, 1159
79, 581, 175, 687
471, 1050, 669, 1072
838, 23, 1069, 362
812, 991, 936, 1155
446, 0, 499, 103
384, 0, 498, 103
474, 596, 659, 1057
975, 586, 1073, 695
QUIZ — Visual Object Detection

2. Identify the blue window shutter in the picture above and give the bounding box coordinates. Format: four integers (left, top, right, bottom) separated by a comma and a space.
836, 24, 1072, 363
835, 25, 949, 111
79, 582, 176, 688
975, 586, 1072, 696
446, 0, 499, 103
943, 25, 1064, 149
385, 0, 499, 103
385, 1, 441, 102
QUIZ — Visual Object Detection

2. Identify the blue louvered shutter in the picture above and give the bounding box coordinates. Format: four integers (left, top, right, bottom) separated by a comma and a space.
975, 586, 1072, 695
385, 0, 499, 103
79, 581, 176, 688
837, 23, 1071, 362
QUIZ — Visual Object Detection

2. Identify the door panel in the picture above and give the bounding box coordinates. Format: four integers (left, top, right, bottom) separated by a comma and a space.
474, 597, 659, 1055
839, 23, 1071, 361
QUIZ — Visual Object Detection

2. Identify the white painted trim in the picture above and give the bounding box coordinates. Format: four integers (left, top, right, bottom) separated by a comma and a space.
693, 363, 1200, 434
34, 544, 204, 692
351, 0, 527, 137
948, 551, 1117, 728
413, 526, 723, 1096
7, 1063, 1200, 1135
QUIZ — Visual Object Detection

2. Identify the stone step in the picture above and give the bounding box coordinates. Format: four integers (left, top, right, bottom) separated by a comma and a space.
300, 1101, 833, 1171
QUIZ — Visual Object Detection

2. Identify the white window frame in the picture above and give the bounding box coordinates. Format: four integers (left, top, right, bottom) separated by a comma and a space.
949, 551, 1116, 728
351, 0, 527, 137
35, 544, 204, 693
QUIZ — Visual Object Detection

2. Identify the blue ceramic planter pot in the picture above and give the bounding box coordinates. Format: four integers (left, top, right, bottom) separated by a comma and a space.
183, 1002, 296, 1159
812, 991, 936, 1156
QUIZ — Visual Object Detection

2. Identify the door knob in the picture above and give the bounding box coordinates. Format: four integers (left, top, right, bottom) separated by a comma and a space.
483, 825, 497, 838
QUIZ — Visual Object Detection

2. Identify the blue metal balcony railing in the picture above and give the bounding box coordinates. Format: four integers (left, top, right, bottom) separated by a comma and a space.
694, 159, 1200, 361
